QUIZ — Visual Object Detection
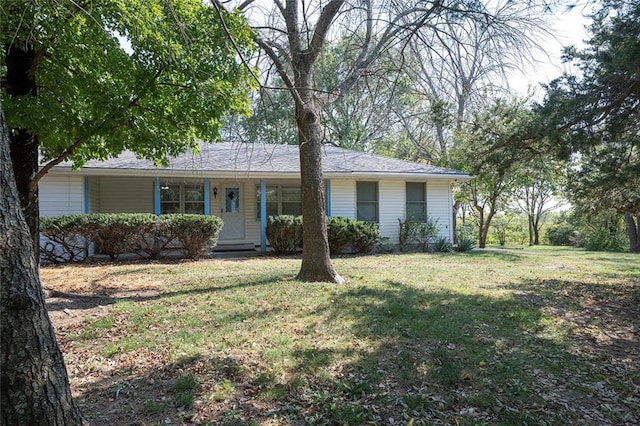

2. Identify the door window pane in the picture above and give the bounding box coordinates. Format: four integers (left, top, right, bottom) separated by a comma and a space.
226, 187, 240, 213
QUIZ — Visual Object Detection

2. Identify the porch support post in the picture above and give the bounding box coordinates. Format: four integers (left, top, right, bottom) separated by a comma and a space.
204, 178, 211, 215
260, 178, 267, 253
154, 177, 161, 215
83, 176, 89, 214
325, 179, 331, 217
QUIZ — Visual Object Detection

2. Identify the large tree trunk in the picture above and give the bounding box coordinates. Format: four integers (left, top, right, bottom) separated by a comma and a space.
293, 53, 343, 283
295, 98, 344, 283
625, 213, 640, 254
5, 44, 41, 257
0, 107, 84, 424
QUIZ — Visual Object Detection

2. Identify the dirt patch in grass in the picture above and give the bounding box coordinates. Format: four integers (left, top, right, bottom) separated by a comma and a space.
46, 289, 161, 329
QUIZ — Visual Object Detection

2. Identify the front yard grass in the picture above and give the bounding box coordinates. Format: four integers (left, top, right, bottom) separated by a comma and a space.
42, 247, 639, 425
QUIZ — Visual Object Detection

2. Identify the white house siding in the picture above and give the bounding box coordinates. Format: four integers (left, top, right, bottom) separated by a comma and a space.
88, 177, 100, 213
39, 176, 84, 217
379, 180, 405, 244
97, 176, 154, 213
427, 180, 453, 240
243, 181, 260, 245
39, 175, 86, 261
330, 179, 355, 218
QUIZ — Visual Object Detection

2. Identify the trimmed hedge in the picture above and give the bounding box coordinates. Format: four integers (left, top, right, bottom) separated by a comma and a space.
265, 215, 380, 256
40, 213, 223, 262
164, 214, 222, 259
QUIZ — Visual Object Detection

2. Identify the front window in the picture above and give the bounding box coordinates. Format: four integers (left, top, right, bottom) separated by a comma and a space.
161, 183, 204, 214
356, 181, 378, 222
256, 186, 302, 218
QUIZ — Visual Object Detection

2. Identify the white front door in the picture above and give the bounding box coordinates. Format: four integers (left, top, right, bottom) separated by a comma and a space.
219, 186, 244, 240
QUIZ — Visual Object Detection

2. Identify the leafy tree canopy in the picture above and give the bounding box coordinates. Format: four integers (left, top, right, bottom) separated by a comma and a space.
538, 0, 640, 214
1, 0, 256, 171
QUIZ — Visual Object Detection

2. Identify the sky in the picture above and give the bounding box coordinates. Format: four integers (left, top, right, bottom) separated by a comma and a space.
509, 4, 594, 97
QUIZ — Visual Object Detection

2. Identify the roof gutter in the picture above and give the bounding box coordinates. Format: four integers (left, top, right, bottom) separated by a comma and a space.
44, 166, 471, 181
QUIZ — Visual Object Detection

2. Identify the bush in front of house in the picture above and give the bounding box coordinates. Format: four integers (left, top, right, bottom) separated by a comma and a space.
327, 217, 380, 254
266, 215, 303, 255
40, 214, 91, 263
398, 215, 440, 252
350, 220, 380, 254
266, 216, 380, 256
327, 216, 353, 254
128, 214, 176, 260
161, 214, 223, 259
84, 213, 152, 260
39, 213, 223, 262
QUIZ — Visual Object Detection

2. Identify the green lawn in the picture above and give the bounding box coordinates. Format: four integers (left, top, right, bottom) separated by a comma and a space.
42, 247, 639, 425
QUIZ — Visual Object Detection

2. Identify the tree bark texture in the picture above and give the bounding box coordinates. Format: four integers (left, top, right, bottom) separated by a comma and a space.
294, 86, 344, 283
4, 44, 41, 257
0, 107, 84, 425
625, 213, 640, 253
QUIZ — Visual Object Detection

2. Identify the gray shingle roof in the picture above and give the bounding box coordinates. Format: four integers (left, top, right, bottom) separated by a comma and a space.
77, 143, 468, 178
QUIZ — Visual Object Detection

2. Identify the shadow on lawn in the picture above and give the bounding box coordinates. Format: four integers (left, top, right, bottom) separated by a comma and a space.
509, 278, 640, 358
71, 278, 639, 425
45, 273, 286, 314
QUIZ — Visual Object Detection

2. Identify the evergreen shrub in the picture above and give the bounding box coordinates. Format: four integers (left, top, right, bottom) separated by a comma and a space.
266, 215, 303, 255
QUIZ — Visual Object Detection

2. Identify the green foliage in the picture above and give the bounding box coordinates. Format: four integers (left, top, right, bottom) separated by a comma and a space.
434, 236, 453, 253
85, 213, 143, 260
266, 216, 303, 255
546, 208, 629, 252
327, 217, 380, 255
129, 215, 176, 260
327, 216, 353, 255
1, 0, 256, 168
492, 215, 511, 247
398, 215, 439, 252
350, 221, 380, 254
451, 98, 536, 248
546, 223, 575, 246
265, 216, 380, 256
455, 222, 477, 252
162, 214, 223, 260
584, 228, 628, 253
40, 213, 222, 261
538, 1, 640, 219
454, 235, 477, 252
